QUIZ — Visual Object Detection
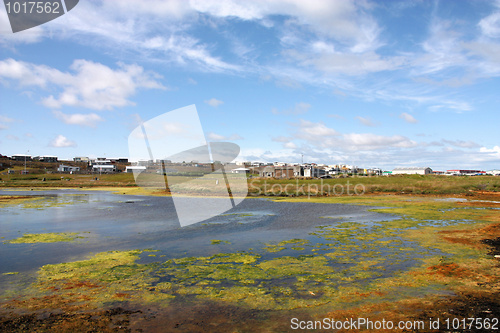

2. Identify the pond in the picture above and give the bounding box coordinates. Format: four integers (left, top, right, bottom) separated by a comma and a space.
0, 190, 403, 273
0, 190, 449, 331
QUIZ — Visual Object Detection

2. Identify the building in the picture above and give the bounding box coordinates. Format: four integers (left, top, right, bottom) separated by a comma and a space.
92, 164, 116, 173
303, 166, 327, 178
446, 169, 485, 176
91, 158, 116, 173
73, 157, 90, 162
11, 154, 31, 161
486, 170, 500, 176
259, 165, 303, 178
57, 164, 80, 173
109, 158, 129, 164
125, 166, 147, 173
39, 155, 58, 163
392, 167, 433, 175
231, 167, 250, 174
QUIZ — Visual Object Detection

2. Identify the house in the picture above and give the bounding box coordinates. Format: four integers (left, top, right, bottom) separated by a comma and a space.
392, 167, 433, 175
92, 164, 116, 173
446, 169, 484, 176
109, 158, 129, 164
57, 164, 80, 173
73, 157, 90, 162
125, 166, 147, 173
259, 165, 303, 178
303, 166, 326, 178
231, 167, 250, 174
486, 170, 500, 176
91, 158, 116, 173
39, 155, 58, 163
11, 154, 31, 161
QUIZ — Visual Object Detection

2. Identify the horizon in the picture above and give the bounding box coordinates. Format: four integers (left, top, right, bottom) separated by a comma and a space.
1, 1, 500, 170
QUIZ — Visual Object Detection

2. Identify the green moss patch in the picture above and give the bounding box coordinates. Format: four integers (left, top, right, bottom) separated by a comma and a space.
5, 232, 88, 244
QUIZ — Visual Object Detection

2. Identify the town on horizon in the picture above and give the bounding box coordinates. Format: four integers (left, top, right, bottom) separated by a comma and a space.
2, 152, 499, 177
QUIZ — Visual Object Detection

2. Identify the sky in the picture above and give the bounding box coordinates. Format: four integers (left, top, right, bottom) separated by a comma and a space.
0, 0, 499, 171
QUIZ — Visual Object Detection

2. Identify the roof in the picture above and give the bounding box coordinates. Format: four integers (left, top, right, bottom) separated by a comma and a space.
232, 167, 250, 171
393, 167, 431, 171
125, 166, 147, 170
92, 165, 115, 169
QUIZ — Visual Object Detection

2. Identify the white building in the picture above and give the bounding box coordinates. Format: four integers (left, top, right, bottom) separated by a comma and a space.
91, 158, 116, 173
57, 165, 80, 173
231, 167, 250, 174
125, 166, 147, 173
392, 167, 433, 175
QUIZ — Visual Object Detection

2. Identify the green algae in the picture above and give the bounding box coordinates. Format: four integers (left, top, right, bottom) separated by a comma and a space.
5, 232, 88, 244
263, 238, 310, 253
211, 239, 231, 245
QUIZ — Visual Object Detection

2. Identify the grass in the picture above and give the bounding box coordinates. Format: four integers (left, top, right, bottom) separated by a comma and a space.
1, 173, 499, 196
5, 232, 88, 244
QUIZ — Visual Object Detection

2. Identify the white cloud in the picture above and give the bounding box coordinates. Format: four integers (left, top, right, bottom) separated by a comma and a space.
429, 100, 473, 113
399, 112, 418, 124
190, 0, 381, 51
0, 59, 166, 110
442, 139, 480, 149
0, 115, 15, 130
283, 141, 297, 149
292, 119, 416, 151
479, 12, 500, 38
272, 136, 293, 143
480, 145, 500, 155
297, 51, 406, 76
343, 133, 416, 149
295, 119, 339, 140
272, 102, 311, 115
204, 98, 224, 107
206, 132, 243, 141
355, 116, 377, 127
0, 115, 14, 123
49, 135, 77, 148
53, 111, 104, 127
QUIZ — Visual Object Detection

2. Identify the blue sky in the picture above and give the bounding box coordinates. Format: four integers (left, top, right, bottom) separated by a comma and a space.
0, 0, 499, 170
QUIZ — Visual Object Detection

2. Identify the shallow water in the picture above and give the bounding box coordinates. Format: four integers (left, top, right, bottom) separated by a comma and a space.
0, 190, 398, 273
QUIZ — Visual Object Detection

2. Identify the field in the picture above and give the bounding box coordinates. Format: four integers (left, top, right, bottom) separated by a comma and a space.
1, 172, 500, 195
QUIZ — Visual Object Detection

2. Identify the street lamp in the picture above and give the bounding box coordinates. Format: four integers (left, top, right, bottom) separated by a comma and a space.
24, 150, 29, 174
